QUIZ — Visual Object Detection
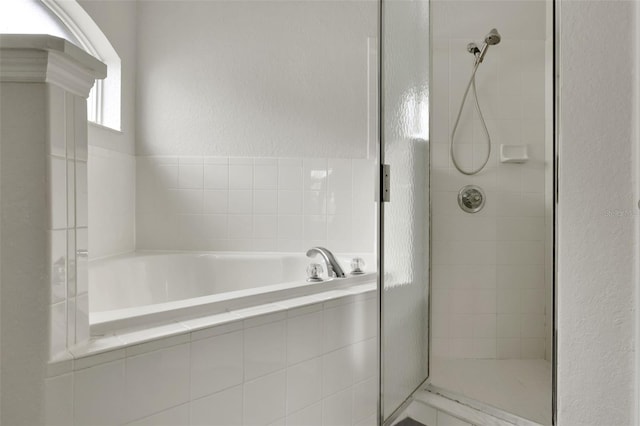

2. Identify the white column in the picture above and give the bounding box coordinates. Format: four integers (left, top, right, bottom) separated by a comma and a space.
0, 34, 105, 425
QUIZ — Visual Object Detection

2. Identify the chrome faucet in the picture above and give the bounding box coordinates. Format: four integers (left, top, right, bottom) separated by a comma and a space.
306, 247, 346, 278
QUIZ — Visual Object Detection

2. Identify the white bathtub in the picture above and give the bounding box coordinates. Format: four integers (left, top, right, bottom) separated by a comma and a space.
89, 251, 376, 335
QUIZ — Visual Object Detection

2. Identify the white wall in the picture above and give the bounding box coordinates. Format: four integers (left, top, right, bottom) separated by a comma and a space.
135, 0, 377, 159
430, 0, 550, 360
78, 0, 137, 259
557, 1, 638, 424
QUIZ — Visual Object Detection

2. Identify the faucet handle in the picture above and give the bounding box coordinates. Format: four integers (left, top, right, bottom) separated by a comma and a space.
350, 258, 366, 275
307, 263, 324, 282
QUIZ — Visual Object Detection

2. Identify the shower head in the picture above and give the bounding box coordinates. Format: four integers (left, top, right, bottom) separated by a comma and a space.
476, 28, 501, 64
484, 28, 501, 45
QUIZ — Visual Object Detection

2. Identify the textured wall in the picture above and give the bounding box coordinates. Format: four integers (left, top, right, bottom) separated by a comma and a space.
135, 0, 377, 158
557, 1, 638, 424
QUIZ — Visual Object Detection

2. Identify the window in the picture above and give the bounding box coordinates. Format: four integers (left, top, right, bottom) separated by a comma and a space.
0, 0, 121, 131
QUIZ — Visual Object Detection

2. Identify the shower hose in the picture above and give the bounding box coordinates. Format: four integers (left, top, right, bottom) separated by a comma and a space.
450, 60, 492, 176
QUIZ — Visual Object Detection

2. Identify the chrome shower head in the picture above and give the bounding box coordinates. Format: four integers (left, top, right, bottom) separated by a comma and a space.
484, 28, 501, 45
476, 28, 501, 64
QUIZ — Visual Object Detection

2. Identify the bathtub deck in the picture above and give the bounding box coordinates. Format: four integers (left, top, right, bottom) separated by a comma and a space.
428, 358, 552, 425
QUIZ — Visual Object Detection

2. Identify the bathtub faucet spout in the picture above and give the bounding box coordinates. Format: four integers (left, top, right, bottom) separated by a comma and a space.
306, 247, 346, 278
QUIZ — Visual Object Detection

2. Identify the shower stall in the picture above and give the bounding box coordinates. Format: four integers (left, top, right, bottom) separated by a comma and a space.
379, 0, 554, 424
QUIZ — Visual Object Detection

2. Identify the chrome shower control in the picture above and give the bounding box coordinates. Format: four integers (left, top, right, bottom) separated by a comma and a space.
350, 258, 366, 275
458, 185, 486, 213
306, 263, 324, 282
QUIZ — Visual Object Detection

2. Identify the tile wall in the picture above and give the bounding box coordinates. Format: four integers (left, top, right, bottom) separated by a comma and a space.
430, 38, 550, 360
48, 85, 91, 358
136, 156, 376, 254
45, 293, 377, 426
88, 145, 136, 259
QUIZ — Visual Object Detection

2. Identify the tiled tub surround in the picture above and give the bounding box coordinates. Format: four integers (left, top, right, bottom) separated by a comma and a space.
45, 286, 377, 426
136, 156, 376, 254
430, 37, 550, 360
88, 251, 375, 334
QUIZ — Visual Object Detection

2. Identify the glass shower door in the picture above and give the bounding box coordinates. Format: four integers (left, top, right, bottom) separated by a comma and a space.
379, 0, 431, 422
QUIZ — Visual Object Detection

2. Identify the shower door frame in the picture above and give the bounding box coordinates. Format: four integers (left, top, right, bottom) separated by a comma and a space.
376, 0, 432, 422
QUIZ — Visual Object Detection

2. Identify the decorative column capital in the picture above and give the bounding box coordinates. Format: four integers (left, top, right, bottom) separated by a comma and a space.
0, 34, 106, 97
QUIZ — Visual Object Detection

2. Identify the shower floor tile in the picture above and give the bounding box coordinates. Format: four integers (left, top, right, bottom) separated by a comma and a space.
428, 358, 552, 425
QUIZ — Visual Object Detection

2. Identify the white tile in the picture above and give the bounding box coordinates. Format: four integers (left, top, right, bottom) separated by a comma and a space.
304, 191, 327, 215
47, 85, 66, 157
304, 215, 327, 240
65, 93, 75, 159
50, 301, 66, 358
449, 338, 474, 359
497, 241, 545, 265
255, 163, 278, 189
328, 159, 352, 191
286, 357, 322, 414
76, 292, 89, 343
228, 190, 252, 214
76, 161, 88, 227
74, 94, 88, 161
254, 215, 278, 239
352, 377, 377, 423
327, 215, 351, 241
521, 314, 545, 338
244, 320, 286, 380
278, 159, 303, 190
179, 164, 203, 189
203, 214, 228, 240
278, 190, 303, 214
191, 385, 242, 426
449, 314, 474, 338
126, 404, 189, 426
473, 338, 497, 358
168, 189, 203, 214
473, 289, 497, 314
521, 338, 545, 359
322, 346, 353, 397
191, 330, 243, 399
48, 156, 67, 230
304, 158, 328, 191
45, 373, 73, 426
497, 314, 521, 338
124, 344, 190, 423
203, 190, 228, 214
497, 338, 521, 359
49, 230, 66, 304
244, 371, 287, 426
277, 215, 303, 240
473, 314, 497, 338
286, 402, 321, 426
497, 289, 521, 314
255, 190, 278, 214
228, 215, 253, 239
326, 191, 352, 216
522, 289, 545, 314
204, 164, 229, 189
287, 311, 324, 365
74, 360, 125, 425
321, 387, 352, 425
229, 163, 253, 189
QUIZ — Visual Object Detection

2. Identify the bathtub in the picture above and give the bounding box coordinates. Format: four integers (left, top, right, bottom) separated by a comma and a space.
89, 251, 376, 335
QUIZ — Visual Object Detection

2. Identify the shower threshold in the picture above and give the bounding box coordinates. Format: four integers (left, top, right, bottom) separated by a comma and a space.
426, 358, 552, 425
